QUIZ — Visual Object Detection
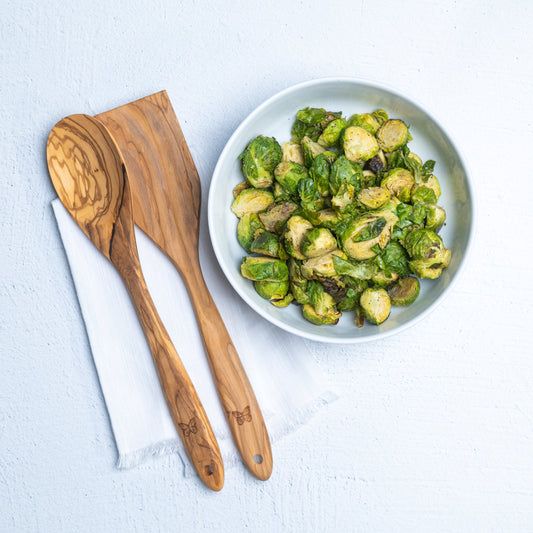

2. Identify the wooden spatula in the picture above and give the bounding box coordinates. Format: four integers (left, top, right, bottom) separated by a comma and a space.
97, 91, 273, 480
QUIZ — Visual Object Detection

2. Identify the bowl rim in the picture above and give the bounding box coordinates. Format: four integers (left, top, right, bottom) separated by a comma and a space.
207, 76, 476, 344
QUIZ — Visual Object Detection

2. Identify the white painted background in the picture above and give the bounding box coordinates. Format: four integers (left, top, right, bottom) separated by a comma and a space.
2, 1, 533, 531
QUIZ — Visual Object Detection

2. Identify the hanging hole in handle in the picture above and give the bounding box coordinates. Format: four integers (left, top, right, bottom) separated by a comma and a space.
205, 464, 214, 476
253, 454, 263, 464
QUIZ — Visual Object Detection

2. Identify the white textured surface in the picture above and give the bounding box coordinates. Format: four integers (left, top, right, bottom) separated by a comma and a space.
2, 0, 533, 531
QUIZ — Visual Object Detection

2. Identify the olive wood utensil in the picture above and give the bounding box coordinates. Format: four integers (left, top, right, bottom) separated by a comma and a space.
46, 114, 224, 491
97, 91, 273, 480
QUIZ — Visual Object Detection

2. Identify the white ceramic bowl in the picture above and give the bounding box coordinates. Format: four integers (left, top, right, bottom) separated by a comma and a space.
208, 78, 474, 343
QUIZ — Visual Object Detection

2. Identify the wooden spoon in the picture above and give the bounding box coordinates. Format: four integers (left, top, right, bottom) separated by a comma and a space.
46, 114, 224, 491
97, 91, 273, 480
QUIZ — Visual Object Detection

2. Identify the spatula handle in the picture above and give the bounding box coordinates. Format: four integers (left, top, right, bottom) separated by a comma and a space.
111, 220, 224, 491
182, 262, 273, 481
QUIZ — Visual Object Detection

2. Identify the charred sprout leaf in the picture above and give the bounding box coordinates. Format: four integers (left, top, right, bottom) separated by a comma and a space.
231, 188, 274, 218
318, 118, 348, 147
254, 280, 289, 301
366, 150, 387, 174
297, 107, 327, 125
237, 213, 264, 252
301, 227, 337, 258
274, 161, 308, 196
360, 288, 391, 325
343, 126, 380, 163
239, 136, 282, 188
376, 119, 411, 152
283, 215, 314, 260
337, 287, 360, 311
241, 257, 289, 282
258, 201, 299, 234
318, 277, 348, 304
388, 276, 420, 306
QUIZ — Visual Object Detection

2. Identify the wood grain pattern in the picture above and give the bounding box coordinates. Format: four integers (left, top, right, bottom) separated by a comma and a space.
97, 91, 273, 480
46, 115, 224, 491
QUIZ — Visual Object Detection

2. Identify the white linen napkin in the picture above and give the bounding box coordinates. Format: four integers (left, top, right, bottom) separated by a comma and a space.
52, 199, 338, 474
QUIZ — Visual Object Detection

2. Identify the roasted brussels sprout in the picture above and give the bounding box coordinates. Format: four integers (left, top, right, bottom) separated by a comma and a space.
360, 288, 391, 325
380, 168, 415, 202
274, 161, 308, 195
255, 280, 289, 301
258, 201, 298, 234
301, 227, 337, 258
425, 204, 446, 232
302, 281, 341, 325
233, 105, 452, 330
388, 276, 420, 306
376, 119, 411, 152
301, 136, 327, 167
347, 113, 380, 135
237, 212, 264, 252
231, 188, 274, 218
282, 142, 305, 166
318, 118, 348, 147
338, 209, 398, 260
357, 187, 392, 209
343, 126, 380, 163
404, 229, 451, 279
239, 136, 282, 188
301, 249, 347, 279
250, 230, 282, 258
283, 215, 314, 260
241, 257, 289, 282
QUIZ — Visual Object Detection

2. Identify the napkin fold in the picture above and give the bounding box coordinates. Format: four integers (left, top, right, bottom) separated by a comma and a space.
52, 199, 337, 474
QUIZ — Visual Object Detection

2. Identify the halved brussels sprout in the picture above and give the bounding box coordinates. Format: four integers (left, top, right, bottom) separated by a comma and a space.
343, 126, 380, 163
371, 109, 389, 125
347, 113, 380, 135
404, 229, 451, 279
357, 187, 392, 209
365, 150, 387, 174
233, 181, 250, 198
318, 118, 348, 148
301, 249, 347, 279
376, 119, 410, 152
388, 276, 420, 306
241, 257, 289, 282
231, 188, 274, 218
282, 142, 305, 166
301, 227, 337, 258
283, 215, 314, 260
301, 136, 327, 167
380, 168, 415, 202
254, 280, 289, 301
237, 212, 264, 252
425, 204, 446, 232
338, 209, 398, 260
250, 230, 281, 258
274, 161, 308, 195
302, 280, 341, 325
258, 201, 299, 234
360, 288, 391, 325
297, 107, 327, 125
239, 135, 282, 188
413, 174, 441, 200
298, 177, 326, 213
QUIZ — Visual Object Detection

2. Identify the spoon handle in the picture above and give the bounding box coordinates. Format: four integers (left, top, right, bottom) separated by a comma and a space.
181, 258, 273, 481
111, 216, 224, 491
